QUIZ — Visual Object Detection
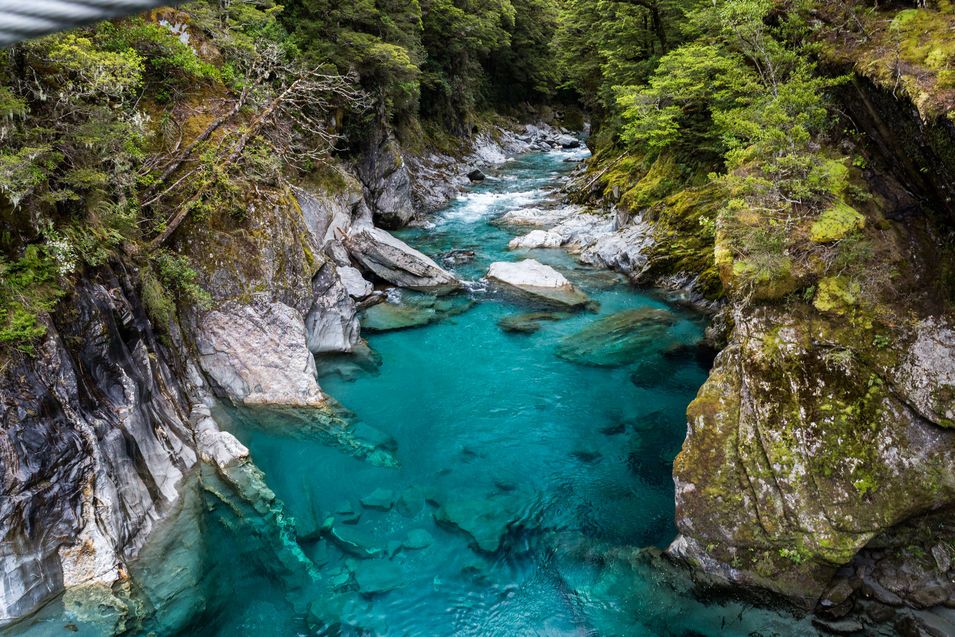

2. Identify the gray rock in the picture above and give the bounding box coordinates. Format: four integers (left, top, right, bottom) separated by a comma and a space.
345, 227, 461, 294
894, 318, 955, 427
486, 260, 591, 309
305, 263, 361, 354
338, 265, 374, 299
360, 488, 397, 511
507, 230, 563, 250
359, 134, 415, 229
467, 168, 486, 182
196, 299, 324, 407
0, 278, 198, 624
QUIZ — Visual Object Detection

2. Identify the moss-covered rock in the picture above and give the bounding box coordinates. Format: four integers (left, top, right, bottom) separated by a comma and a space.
810, 202, 865, 243
671, 306, 955, 608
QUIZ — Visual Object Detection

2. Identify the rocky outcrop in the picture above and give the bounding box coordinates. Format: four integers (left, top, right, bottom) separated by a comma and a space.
345, 226, 461, 293
305, 263, 361, 354
0, 274, 200, 624
359, 132, 416, 229
196, 299, 325, 407
670, 305, 955, 610
486, 259, 590, 308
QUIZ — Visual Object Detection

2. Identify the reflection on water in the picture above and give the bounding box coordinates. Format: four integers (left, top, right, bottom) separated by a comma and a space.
3, 148, 822, 637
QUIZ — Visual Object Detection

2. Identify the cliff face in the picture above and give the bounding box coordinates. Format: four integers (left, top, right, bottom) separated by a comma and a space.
0, 272, 199, 623
664, 8, 955, 626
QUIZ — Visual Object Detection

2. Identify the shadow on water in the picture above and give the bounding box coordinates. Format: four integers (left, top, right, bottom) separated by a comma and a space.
2, 147, 823, 637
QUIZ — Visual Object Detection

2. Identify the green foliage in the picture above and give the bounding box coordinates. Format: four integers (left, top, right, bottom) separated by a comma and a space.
0, 246, 66, 354
283, 0, 560, 132
142, 250, 212, 327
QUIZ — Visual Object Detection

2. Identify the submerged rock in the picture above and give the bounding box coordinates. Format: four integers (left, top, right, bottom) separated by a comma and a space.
402, 529, 434, 550
439, 249, 477, 266
360, 290, 474, 332
498, 311, 569, 334
432, 494, 525, 553
327, 525, 382, 558
556, 308, 677, 367
345, 226, 460, 293
360, 488, 397, 511
486, 259, 591, 309
352, 559, 406, 595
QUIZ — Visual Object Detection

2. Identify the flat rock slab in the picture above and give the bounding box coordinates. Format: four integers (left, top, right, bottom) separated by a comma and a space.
352, 560, 406, 595
486, 260, 591, 309
556, 308, 677, 367
498, 311, 570, 334
360, 291, 474, 332
345, 226, 460, 294
360, 488, 396, 511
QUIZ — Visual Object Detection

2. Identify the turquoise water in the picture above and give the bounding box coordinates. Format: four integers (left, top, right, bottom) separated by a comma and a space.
5, 148, 821, 636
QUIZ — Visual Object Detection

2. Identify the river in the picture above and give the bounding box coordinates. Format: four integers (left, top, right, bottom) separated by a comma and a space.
5, 145, 821, 636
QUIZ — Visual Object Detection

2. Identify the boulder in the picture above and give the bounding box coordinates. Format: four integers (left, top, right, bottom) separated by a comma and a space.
494, 205, 577, 228
338, 265, 374, 299
304, 263, 360, 354
556, 308, 677, 367
507, 230, 563, 250
467, 168, 486, 182
556, 134, 581, 149
360, 488, 397, 511
345, 227, 461, 294
196, 300, 324, 407
360, 290, 473, 332
486, 259, 590, 309
359, 134, 415, 229
497, 311, 569, 334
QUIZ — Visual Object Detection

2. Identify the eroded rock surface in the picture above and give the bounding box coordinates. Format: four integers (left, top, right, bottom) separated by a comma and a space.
196, 299, 324, 407
345, 226, 460, 294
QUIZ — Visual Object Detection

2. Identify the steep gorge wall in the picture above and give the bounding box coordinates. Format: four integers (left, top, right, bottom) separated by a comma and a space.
665, 58, 955, 630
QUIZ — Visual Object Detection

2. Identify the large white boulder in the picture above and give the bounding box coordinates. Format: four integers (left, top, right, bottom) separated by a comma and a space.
196, 300, 324, 407
486, 259, 590, 308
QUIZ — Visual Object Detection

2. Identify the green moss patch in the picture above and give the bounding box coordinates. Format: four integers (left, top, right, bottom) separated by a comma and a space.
810, 202, 865, 243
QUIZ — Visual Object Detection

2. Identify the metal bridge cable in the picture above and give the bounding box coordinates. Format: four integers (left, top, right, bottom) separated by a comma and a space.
0, 0, 171, 47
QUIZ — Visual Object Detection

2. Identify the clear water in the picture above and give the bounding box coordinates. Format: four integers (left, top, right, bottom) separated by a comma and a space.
5, 148, 821, 636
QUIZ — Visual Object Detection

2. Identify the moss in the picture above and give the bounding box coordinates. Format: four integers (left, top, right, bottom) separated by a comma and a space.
813, 276, 861, 314
810, 202, 865, 243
